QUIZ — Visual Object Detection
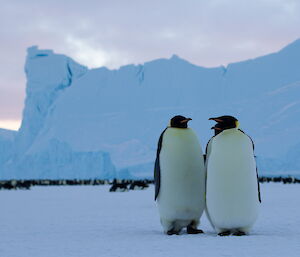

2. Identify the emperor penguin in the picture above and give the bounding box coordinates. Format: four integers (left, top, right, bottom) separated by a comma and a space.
206, 115, 261, 236
154, 115, 206, 235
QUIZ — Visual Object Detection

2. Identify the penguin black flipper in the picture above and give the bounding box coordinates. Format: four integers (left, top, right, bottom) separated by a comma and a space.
154, 128, 168, 201
205, 136, 215, 163
205, 137, 214, 155
238, 129, 261, 203
205, 139, 210, 156
256, 167, 261, 203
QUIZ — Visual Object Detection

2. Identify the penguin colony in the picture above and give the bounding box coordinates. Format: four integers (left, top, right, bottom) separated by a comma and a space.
154, 115, 262, 236
0, 179, 152, 191
0, 176, 295, 191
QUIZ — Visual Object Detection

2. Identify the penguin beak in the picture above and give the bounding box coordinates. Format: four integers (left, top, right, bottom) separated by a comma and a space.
209, 117, 223, 122
180, 118, 192, 123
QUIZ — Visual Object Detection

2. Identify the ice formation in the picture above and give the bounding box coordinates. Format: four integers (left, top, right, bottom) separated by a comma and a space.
1, 40, 300, 179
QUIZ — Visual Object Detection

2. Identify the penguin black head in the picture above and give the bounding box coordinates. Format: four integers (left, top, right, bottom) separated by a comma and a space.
209, 115, 239, 131
170, 115, 192, 128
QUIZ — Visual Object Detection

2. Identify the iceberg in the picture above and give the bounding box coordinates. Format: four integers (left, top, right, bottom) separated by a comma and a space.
0, 129, 16, 170
1, 39, 300, 179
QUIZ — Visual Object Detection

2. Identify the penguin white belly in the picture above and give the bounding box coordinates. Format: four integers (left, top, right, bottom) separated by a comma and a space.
206, 129, 259, 232
157, 128, 205, 224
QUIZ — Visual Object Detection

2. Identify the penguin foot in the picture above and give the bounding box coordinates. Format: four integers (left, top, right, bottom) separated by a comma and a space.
166, 229, 180, 235
232, 231, 246, 236
218, 231, 231, 236
187, 226, 204, 234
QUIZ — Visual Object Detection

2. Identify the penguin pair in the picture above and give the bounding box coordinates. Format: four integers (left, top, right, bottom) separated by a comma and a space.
154, 115, 260, 236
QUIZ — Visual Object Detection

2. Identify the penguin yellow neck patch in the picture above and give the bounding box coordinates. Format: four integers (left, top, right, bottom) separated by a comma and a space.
235, 120, 240, 128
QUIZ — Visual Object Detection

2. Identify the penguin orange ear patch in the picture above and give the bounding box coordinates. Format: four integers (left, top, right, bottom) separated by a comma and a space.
235, 121, 240, 128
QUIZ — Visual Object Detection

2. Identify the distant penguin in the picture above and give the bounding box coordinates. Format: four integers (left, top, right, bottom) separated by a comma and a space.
154, 115, 206, 235
129, 181, 149, 190
206, 116, 261, 236
109, 179, 129, 192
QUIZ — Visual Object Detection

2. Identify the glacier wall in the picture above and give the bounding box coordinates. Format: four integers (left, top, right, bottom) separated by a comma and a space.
0, 129, 16, 171
14, 46, 88, 156
1, 46, 116, 180
1, 139, 116, 180
1, 40, 300, 179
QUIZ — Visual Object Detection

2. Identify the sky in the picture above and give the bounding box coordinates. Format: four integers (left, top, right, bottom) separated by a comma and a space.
0, 0, 300, 131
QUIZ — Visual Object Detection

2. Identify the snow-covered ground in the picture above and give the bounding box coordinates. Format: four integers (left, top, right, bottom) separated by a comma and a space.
0, 183, 299, 257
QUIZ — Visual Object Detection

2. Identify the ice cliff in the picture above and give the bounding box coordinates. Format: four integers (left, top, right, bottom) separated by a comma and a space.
1, 40, 300, 179
1, 46, 115, 179
0, 129, 16, 170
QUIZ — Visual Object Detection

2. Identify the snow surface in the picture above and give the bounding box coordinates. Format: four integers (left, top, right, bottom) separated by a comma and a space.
0, 183, 299, 257
1, 40, 300, 179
